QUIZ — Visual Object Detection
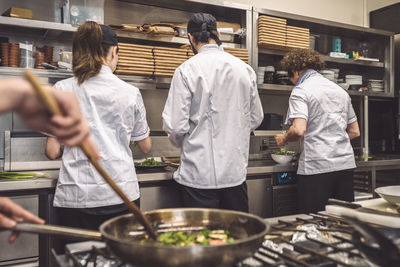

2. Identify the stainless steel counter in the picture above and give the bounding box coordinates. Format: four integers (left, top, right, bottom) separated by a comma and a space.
1, 159, 400, 192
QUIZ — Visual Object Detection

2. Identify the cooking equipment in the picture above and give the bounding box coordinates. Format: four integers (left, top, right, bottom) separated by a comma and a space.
257, 113, 283, 130
375, 185, 400, 207
54, 213, 397, 267
12, 208, 269, 267
24, 70, 157, 240
134, 162, 168, 169
345, 216, 400, 266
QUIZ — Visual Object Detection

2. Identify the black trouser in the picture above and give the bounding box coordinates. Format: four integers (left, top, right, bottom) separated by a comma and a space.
297, 169, 354, 213
179, 181, 249, 212
54, 199, 140, 253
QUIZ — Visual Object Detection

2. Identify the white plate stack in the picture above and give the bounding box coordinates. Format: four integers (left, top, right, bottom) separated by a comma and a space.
326, 68, 339, 83
320, 70, 335, 81
345, 75, 363, 90
368, 79, 384, 92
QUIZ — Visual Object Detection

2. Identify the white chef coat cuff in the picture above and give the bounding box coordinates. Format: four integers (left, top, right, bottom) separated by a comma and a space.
348, 116, 357, 124
131, 127, 150, 141
289, 114, 308, 121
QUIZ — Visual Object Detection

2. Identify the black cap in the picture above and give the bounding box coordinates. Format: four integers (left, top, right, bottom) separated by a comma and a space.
100, 24, 118, 46
187, 13, 221, 46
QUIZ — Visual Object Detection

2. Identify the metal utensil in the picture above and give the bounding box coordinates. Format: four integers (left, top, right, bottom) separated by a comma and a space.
23, 70, 157, 240
13, 208, 269, 267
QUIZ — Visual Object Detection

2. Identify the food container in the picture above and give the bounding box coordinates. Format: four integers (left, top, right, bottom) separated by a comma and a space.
59, 51, 73, 64
257, 67, 266, 84
70, 0, 104, 25
19, 42, 34, 68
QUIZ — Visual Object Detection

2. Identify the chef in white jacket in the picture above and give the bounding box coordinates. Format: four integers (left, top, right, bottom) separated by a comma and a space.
162, 13, 263, 212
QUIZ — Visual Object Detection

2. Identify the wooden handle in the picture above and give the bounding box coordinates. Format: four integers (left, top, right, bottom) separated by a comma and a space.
24, 70, 157, 240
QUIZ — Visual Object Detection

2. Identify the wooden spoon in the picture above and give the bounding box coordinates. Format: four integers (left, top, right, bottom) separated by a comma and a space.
24, 70, 157, 240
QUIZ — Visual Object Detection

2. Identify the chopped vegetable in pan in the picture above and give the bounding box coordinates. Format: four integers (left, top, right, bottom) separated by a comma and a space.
138, 158, 163, 166
157, 229, 235, 246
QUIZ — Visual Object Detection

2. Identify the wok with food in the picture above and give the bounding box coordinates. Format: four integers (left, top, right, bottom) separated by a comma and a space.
10, 208, 269, 267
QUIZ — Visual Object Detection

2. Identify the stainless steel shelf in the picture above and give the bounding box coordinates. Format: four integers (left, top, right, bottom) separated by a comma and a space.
0, 16, 76, 32
0, 66, 73, 78
258, 83, 292, 95
320, 55, 384, 68
258, 48, 384, 68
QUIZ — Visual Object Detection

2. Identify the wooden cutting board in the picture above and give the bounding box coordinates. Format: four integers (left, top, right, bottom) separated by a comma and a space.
258, 16, 286, 24
115, 70, 154, 76
119, 43, 154, 49
118, 53, 154, 58
119, 46, 153, 52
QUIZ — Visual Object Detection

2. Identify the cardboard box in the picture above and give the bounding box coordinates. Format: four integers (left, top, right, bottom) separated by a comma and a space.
2, 7, 33, 19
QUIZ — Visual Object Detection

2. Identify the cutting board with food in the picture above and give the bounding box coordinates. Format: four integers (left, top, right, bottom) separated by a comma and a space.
325, 198, 400, 228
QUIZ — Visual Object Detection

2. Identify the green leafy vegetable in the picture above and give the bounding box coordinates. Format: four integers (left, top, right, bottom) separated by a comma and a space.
156, 229, 234, 246
139, 158, 163, 166
0, 171, 49, 180
273, 147, 295, 156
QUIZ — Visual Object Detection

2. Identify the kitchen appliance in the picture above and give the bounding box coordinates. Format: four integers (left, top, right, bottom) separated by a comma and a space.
52, 213, 398, 267
11, 208, 269, 267
256, 113, 283, 130
272, 172, 297, 217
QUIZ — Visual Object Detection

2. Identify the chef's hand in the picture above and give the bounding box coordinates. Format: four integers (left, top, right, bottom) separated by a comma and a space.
275, 134, 287, 147
0, 197, 45, 243
14, 80, 99, 157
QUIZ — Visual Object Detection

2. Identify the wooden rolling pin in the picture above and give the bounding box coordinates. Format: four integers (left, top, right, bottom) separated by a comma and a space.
24, 70, 157, 240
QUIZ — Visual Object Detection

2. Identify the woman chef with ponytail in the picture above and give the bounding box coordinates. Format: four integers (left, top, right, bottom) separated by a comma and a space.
46, 21, 152, 229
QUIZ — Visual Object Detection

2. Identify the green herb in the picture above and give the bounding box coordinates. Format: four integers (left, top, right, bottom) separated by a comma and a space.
0, 171, 49, 180
156, 229, 234, 246
139, 158, 163, 166
273, 148, 295, 156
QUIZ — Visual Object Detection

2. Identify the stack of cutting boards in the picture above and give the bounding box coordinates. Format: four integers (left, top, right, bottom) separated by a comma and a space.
224, 47, 249, 64
286, 25, 310, 49
116, 43, 250, 77
258, 15, 287, 49
116, 43, 154, 76
258, 15, 310, 50
153, 46, 188, 77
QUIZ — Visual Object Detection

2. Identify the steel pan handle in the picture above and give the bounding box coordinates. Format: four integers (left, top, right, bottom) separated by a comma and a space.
13, 223, 102, 241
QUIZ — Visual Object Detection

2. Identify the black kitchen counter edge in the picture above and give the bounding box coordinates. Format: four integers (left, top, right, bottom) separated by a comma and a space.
1, 158, 400, 192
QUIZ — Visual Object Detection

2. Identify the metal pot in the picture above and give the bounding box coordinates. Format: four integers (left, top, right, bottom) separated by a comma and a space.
13, 208, 269, 267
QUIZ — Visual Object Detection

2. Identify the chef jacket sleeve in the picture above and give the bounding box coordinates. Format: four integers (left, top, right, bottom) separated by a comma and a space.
162, 68, 191, 147
249, 70, 264, 131
287, 87, 308, 122
347, 96, 357, 124
131, 91, 150, 141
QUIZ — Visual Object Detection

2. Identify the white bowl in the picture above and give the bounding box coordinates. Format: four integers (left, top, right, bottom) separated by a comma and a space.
271, 154, 294, 165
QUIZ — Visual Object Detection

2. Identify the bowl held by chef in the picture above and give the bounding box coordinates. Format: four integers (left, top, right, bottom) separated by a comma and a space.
162, 13, 263, 212
45, 21, 152, 230
275, 49, 360, 213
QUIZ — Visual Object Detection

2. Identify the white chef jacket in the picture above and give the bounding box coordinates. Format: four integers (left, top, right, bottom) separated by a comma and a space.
286, 71, 357, 175
162, 44, 264, 189
53, 65, 149, 208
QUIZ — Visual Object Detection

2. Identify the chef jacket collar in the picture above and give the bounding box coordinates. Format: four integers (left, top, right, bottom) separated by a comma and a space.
100, 64, 113, 74
296, 69, 318, 86
198, 44, 223, 54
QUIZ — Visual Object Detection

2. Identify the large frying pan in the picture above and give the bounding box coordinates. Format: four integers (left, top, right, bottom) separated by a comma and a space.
13, 208, 269, 267
375, 186, 400, 207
